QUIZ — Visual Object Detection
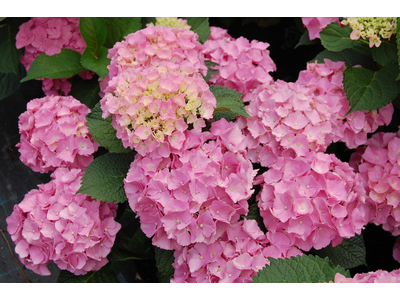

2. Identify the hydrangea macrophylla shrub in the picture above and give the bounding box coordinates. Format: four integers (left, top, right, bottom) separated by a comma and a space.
6, 168, 121, 276
341, 17, 397, 48
17, 95, 99, 173
239, 59, 393, 167
101, 62, 216, 156
334, 269, 400, 283
296, 59, 394, 149
105, 24, 207, 84
256, 152, 368, 252
124, 119, 257, 250
148, 17, 191, 29
349, 130, 400, 236
15, 17, 92, 96
301, 17, 341, 40
171, 219, 302, 283
202, 26, 276, 95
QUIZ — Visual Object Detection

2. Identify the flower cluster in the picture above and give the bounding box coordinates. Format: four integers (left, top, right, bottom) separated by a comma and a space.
106, 24, 207, 82
101, 63, 216, 156
350, 130, 400, 236
334, 269, 400, 283
124, 119, 256, 250
17, 95, 99, 173
257, 152, 368, 251
301, 17, 341, 40
341, 17, 397, 48
15, 17, 91, 96
171, 219, 302, 283
203, 26, 276, 94
297, 59, 394, 149
148, 17, 191, 30
6, 168, 121, 276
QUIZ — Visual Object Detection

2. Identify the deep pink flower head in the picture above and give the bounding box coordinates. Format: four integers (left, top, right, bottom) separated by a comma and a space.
350, 129, 400, 236
6, 168, 121, 276
124, 120, 257, 250
171, 219, 302, 283
257, 152, 368, 251
302, 17, 341, 40
106, 24, 207, 82
335, 269, 400, 283
203, 26, 276, 94
16, 95, 99, 173
15, 17, 91, 96
101, 62, 216, 156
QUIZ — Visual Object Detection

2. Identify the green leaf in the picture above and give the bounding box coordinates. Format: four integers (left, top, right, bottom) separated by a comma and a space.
343, 64, 400, 114
312, 234, 366, 269
371, 41, 398, 67
184, 17, 210, 43
79, 17, 107, 57
210, 85, 250, 121
396, 17, 400, 80
20, 49, 85, 82
57, 263, 118, 283
0, 17, 6, 23
80, 46, 110, 79
320, 22, 370, 56
86, 102, 132, 153
154, 247, 175, 283
69, 75, 101, 109
0, 18, 24, 74
295, 30, 320, 49
251, 254, 350, 283
311, 48, 376, 69
0, 63, 25, 100
103, 17, 142, 48
203, 60, 218, 82
77, 151, 136, 203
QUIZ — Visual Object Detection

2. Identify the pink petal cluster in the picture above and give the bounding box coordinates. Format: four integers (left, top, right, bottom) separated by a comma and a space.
124, 119, 257, 250
350, 130, 400, 236
301, 17, 341, 40
16, 95, 99, 173
202, 26, 276, 94
6, 168, 121, 276
334, 269, 400, 283
257, 152, 368, 251
171, 219, 302, 283
106, 24, 207, 83
15, 17, 91, 96
297, 60, 394, 149
101, 62, 216, 156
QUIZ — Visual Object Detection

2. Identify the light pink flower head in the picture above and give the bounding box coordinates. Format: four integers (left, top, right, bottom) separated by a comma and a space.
257, 152, 368, 251
101, 62, 216, 156
6, 168, 121, 276
124, 120, 257, 251
335, 268, 400, 283
16, 95, 99, 173
171, 219, 302, 283
301, 17, 341, 40
15, 17, 91, 96
203, 26, 276, 95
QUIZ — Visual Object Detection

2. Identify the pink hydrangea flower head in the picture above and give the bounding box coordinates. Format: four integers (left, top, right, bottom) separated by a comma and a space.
16, 95, 99, 173
349, 129, 400, 236
257, 153, 368, 251
335, 269, 400, 283
106, 24, 207, 82
203, 28, 276, 94
6, 168, 121, 276
148, 17, 191, 30
170, 219, 302, 283
101, 62, 216, 156
302, 17, 341, 40
15, 17, 91, 96
124, 121, 257, 250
